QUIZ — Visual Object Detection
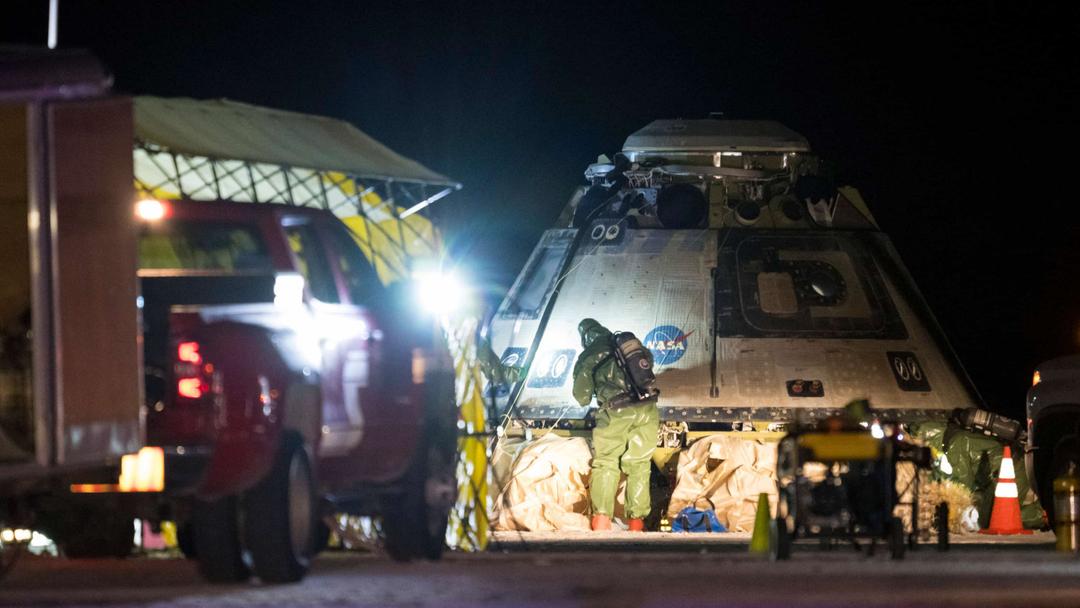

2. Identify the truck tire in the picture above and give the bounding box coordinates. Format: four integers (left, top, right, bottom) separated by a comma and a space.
176, 521, 196, 559
56, 507, 133, 559
243, 435, 315, 583
382, 428, 456, 561
192, 496, 250, 583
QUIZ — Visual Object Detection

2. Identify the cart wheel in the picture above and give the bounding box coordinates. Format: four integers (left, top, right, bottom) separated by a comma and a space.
771, 517, 792, 560
889, 516, 906, 560
935, 502, 950, 552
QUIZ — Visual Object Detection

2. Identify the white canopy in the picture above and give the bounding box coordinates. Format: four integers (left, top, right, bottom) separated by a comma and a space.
134, 96, 458, 187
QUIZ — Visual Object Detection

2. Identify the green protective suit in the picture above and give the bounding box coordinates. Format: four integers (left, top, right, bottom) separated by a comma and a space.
476, 337, 526, 386
572, 318, 659, 519
911, 421, 1045, 529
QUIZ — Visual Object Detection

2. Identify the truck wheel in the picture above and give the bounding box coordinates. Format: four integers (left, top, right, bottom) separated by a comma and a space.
243, 436, 315, 583
382, 432, 457, 561
56, 507, 134, 559
176, 521, 196, 559
192, 496, 250, 583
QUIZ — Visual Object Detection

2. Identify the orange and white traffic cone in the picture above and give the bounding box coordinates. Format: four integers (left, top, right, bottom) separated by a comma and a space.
980, 445, 1033, 535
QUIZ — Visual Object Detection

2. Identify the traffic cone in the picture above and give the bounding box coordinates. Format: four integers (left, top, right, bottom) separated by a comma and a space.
980, 445, 1033, 535
749, 492, 771, 554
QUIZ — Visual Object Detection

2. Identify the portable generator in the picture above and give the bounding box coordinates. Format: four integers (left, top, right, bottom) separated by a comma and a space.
771, 424, 940, 559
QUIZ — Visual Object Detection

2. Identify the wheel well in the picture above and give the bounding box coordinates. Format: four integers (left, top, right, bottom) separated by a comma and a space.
1032, 405, 1080, 453
282, 380, 321, 450
1031, 404, 1080, 518
277, 428, 309, 464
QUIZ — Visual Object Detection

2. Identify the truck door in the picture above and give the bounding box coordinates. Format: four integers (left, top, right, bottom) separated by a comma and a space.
319, 221, 418, 481
280, 218, 377, 464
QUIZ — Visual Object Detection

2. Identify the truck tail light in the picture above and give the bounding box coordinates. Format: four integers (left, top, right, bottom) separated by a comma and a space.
1033, 370, 1041, 387
175, 339, 214, 400
178, 341, 202, 364
177, 377, 207, 399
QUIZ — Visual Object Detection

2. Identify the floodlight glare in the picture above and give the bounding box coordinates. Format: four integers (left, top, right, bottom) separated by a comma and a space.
414, 269, 466, 315
274, 272, 306, 308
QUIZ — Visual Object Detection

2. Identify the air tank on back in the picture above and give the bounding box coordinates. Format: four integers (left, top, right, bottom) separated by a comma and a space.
486, 117, 980, 436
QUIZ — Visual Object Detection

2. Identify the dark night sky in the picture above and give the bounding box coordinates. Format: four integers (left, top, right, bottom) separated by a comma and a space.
4, 1, 1077, 418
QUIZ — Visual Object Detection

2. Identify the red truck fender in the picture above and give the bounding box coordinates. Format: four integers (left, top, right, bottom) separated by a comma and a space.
183, 319, 321, 498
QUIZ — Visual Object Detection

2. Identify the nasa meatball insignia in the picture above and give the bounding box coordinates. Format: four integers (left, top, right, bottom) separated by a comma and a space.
644, 325, 694, 365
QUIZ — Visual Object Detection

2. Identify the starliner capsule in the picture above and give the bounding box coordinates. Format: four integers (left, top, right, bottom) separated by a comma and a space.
484, 118, 981, 529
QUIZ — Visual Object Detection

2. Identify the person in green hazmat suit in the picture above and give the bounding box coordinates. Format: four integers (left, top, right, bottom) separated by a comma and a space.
475, 337, 527, 387
572, 318, 659, 531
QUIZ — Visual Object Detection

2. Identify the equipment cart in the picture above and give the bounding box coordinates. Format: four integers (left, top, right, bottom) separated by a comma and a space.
771, 425, 946, 559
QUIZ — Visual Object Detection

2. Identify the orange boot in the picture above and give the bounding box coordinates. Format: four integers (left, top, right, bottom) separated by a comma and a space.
591, 514, 612, 531
628, 518, 646, 532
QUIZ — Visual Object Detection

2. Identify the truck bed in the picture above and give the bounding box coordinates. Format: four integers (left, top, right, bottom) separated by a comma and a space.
139, 273, 276, 400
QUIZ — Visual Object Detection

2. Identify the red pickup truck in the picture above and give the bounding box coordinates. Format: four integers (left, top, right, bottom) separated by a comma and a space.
136, 198, 457, 582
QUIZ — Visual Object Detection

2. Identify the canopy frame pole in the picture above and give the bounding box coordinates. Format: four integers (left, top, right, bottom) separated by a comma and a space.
389, 182, 441, 257
204, 158, 245, 199
245, 162, 260, 203
170, 152, 185, 198
210, 159, 222, 199
249, 163, 295, 205
321, 172, 416, 279
400, 185, 453, 219
134, 145, 185, 196
209, 159, 258, 201
282, 166, 295, 206
179, 155, 220, 199
289, 167, 327, 208
318, 175, 331, 210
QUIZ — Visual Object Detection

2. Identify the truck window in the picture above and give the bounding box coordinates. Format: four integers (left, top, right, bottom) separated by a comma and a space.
327, 224, 382, 305
283, 224, 340, 304
139, 220, 273, 272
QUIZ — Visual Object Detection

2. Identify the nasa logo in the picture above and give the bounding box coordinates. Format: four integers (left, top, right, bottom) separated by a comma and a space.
644, 325, 694, 366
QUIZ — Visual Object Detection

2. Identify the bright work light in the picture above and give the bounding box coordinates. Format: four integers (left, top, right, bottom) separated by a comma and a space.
413, 268, 467, 315
135, 198, 168, 221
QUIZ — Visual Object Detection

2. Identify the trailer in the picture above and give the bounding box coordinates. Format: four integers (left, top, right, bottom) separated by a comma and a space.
0, 49, 148, 568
